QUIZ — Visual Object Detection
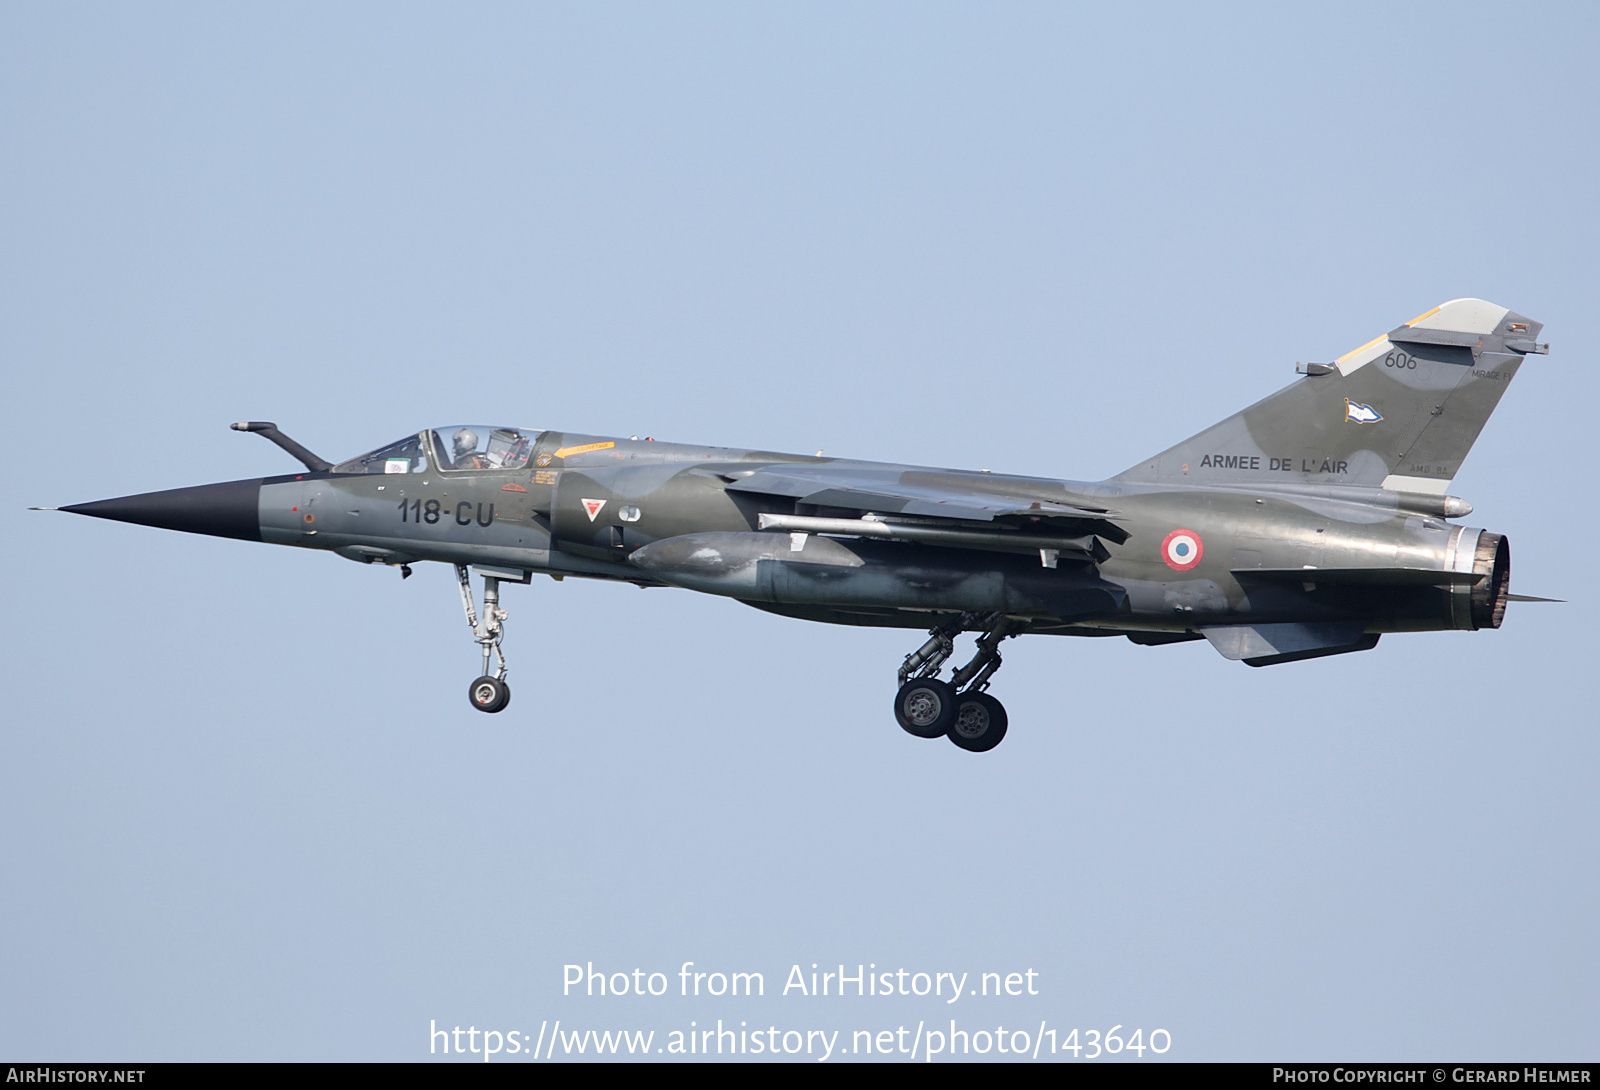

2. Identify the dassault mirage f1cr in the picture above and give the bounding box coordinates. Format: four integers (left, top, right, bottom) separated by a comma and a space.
53, 299, 1553, 752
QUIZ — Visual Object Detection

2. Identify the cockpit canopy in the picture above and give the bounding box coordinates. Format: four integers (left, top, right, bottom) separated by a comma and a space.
333, 427, 542, 475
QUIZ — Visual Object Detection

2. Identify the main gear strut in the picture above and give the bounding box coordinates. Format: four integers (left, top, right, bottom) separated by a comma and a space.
457, 563, 511, 713
892, 612, 1016, 751
897, 613, 973, 687
949, 613, 1018, 694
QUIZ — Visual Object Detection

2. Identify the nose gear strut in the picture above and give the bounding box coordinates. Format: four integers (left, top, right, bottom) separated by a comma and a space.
457, 563, 511, 713
892, 612, 1016, 751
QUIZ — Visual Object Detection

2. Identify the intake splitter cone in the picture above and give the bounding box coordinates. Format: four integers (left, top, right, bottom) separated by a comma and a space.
61, 478, 263, 542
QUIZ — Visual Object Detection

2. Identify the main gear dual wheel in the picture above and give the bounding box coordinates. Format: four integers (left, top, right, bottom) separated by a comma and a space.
948, 691, 1007, 752
894, 678, 956, 738
893, 614, 1014, 750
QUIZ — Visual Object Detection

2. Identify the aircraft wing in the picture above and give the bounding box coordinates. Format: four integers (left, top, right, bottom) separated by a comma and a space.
721, 463, 1128, 563
724, 464, 1123, 528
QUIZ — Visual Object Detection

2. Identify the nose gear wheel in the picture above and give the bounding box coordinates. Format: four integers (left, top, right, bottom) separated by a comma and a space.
469, 675, 511, 713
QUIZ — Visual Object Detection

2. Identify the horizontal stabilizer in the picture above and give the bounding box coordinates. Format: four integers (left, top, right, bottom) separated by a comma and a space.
1232, 567, 1482, 586
1506, 593, 1563, 603
1202, 622, 1379, 666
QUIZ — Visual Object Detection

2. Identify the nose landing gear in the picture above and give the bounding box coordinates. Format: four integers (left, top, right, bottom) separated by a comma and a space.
457, 563, 511, 713
893, 613, 1016, 751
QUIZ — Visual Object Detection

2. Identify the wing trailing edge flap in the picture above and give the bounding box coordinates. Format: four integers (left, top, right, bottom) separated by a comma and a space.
1202, 623, 1380, 667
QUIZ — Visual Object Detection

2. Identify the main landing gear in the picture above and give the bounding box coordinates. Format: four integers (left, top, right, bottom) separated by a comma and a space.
893, 613, 1016, 752
456, 564, 511, 713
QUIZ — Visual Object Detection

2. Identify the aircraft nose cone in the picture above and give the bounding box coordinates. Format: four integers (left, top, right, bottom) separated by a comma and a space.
62, 479, 263, 542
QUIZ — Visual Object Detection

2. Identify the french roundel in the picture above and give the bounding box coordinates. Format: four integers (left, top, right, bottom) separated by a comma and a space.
1161, 528, 1204, 572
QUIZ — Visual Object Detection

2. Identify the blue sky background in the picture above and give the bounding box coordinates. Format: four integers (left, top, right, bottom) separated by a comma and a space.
3, 2, 1595, 1062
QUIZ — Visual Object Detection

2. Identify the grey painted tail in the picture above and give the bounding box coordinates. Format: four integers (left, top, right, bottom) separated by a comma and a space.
1114, 299, 1545, 495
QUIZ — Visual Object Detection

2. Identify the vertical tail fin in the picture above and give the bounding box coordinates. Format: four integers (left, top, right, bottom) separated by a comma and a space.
1114, 299, 1545, 494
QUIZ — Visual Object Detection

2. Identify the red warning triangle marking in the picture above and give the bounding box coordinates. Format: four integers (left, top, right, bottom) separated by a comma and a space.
582, 498, 606, 521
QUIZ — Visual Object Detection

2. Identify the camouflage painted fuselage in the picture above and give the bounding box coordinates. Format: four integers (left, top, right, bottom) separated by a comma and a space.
61, 298, 1540, 668
247, 428, 1506, 663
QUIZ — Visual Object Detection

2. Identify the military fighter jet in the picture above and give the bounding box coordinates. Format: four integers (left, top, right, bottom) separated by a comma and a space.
50, 298, 1551, 752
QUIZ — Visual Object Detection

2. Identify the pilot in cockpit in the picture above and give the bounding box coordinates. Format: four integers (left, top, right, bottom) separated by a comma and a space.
451, 428, 488, 470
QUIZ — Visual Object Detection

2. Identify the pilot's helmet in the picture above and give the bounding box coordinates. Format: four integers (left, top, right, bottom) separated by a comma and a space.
452, 428, 479, 460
